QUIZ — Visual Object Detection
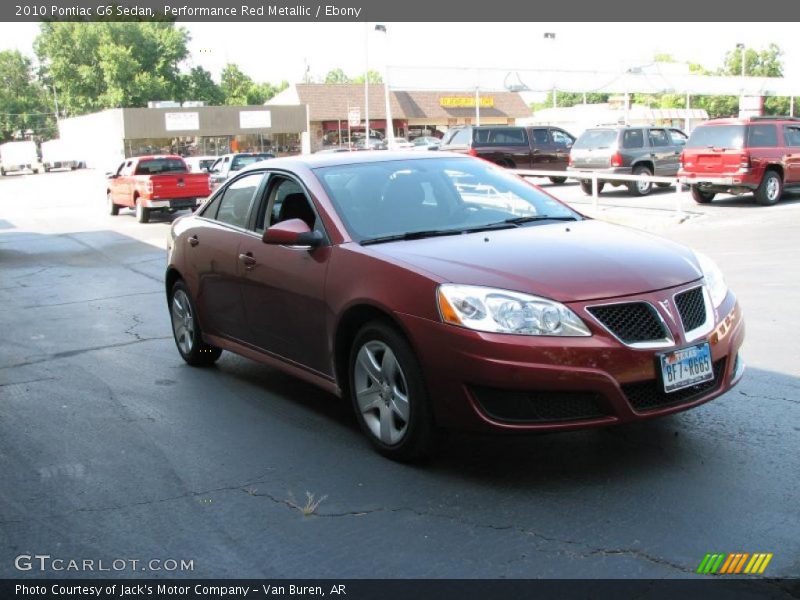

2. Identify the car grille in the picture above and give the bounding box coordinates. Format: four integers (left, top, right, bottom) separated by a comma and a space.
471, 387, 607, 424
622, 358, 726, 412
675, 286, 706, 332
587, 303, 667, 344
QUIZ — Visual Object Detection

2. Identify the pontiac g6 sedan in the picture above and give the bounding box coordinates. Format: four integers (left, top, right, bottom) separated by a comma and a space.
165, 152, 745, 460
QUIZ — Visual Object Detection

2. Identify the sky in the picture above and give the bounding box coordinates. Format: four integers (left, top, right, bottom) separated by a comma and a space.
2, 21, 800, 95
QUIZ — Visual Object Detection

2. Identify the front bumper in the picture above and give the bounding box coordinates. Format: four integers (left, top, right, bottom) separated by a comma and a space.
397, 286, 745, 433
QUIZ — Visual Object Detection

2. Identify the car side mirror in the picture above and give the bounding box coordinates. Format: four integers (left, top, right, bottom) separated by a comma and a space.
262, 218, 323, 247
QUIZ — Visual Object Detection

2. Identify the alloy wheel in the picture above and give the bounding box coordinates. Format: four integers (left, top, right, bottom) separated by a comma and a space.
353, 340, 410, 445
171, 289, 195, 355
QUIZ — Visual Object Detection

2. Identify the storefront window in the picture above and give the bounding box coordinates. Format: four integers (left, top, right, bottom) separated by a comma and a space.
123, 133, 301, 159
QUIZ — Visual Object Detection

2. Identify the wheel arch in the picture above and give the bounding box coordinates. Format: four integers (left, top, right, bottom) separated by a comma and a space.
333, 303, 418, 397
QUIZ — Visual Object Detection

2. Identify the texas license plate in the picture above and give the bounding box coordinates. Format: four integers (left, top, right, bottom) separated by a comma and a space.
659, 342, 713, 393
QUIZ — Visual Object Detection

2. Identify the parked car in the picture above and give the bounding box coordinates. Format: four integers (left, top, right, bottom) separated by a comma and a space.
568, 125, 687, 196
411, 136, 442, 151
208, 152, 275, 192
678, 116, 800, 206
106, 155, 210, 223
165, 152, 745, 460
440, 125, 576, 182
185, 155, 218, 173
41, 139, 84, 172
0, 141, 43, 176
390, 137, 414, 150
354, 137, 387, 151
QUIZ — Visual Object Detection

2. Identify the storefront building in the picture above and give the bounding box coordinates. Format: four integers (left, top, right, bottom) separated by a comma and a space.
267, 84, 531, 151
57, 105, 308, 171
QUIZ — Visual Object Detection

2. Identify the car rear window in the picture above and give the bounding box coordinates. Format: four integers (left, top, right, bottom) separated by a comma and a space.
134, 158, 187, 175
686, 125, 745, 150
231, 154, 273, 171
574, 129, 617, 149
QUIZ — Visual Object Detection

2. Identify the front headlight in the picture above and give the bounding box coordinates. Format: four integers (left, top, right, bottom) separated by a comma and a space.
437, 284, 591, 336
694, 252, 728, 308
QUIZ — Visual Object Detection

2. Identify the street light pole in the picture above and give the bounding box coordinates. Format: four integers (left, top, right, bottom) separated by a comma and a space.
736, 42, 745, 114
364, 22, 369, 145
544, 32, 556, 108
375, 24, 395, 149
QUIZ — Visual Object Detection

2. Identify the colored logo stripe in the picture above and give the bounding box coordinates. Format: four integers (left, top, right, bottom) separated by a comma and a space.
698, 553, 773, 575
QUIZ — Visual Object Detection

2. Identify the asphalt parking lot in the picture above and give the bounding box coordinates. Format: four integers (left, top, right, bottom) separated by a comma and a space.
1, 169, 798, 579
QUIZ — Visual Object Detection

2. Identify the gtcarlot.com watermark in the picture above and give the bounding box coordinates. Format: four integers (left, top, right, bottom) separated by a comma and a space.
14, 554, 194, 573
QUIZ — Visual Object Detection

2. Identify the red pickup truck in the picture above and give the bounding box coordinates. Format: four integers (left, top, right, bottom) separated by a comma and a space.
106, 155, 210, 223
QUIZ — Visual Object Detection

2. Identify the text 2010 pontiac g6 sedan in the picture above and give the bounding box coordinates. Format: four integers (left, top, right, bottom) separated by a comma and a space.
165, 152, 745, 460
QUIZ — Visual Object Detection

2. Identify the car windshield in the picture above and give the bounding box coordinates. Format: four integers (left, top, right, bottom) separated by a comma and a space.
686, 125, 746, 149
314, 157, 580, 243
231, 154, 273, 171
134, 158, 187, 175
573, 129, 618, 149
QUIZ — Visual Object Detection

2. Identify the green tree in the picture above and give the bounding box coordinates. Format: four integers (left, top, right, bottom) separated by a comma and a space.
179, 66, 224, 105
34, 22, 190, 114
531, 91, 609, 112
220, 63, 256, 105
324, 68, 350, 84
353, 70, 383, 84
0, 50, 51, 142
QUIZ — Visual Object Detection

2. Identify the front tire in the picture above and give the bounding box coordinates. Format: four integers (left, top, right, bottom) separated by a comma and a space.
349, 321, 435, 461
549, 176, 567, 184
754, 169, 783, 206
107, 191, 119, 216
169, 280, 221, 366
690, 186, 715, 204
135, 197, 150, 223
628, 165, 653, 196
579, 179, 605, 195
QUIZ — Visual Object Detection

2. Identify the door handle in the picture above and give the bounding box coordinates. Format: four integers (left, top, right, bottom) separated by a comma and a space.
238, 252, 257, 268
188, 235, 199, 247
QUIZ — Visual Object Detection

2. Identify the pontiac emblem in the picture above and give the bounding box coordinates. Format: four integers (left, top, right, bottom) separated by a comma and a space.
659, 299, 676, 323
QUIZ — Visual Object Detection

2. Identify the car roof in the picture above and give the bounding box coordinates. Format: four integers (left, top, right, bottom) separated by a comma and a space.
134, 155, 184, 161
240, 150, 474, 172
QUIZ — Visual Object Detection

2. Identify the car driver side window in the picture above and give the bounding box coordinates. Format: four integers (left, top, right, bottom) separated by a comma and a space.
256, 177, 317, 234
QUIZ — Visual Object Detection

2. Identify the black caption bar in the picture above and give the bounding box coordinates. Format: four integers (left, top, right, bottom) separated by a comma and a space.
0, 0, 786, 22
3, 579, 800, 600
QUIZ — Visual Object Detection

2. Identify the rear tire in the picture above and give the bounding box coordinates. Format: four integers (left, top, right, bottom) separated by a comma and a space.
690, 186, 715, 204
107, 191, 119, 216
549, 176, 567, 184
754, 169, 783, 206
349, 321, 436, 461
579, 180, 605, 195
628, 165, 653, 196
169, 279, 222, 366
135, 197, 150, 223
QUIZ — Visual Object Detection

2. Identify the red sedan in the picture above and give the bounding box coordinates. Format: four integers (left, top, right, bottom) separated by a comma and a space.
165, 152, 745, 460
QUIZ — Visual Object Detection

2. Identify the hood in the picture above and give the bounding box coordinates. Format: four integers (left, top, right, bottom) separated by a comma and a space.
369, 220, 702, 303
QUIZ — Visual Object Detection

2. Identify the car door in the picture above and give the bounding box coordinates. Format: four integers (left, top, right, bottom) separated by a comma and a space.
112, 160, 134, 206
189, 171, 267, 342
647, 128, 674, 175
237, 173, 333, 377
549, 128, 575, 170
781, 125, 800, 183
530, 128, 556, 170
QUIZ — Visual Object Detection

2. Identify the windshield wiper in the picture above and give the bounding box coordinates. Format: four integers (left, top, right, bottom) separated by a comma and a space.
501, 215, 579, 225
360, 229, 465, 245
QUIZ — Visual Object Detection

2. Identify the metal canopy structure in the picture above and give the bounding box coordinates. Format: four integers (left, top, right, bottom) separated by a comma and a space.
386, 64, 800, 97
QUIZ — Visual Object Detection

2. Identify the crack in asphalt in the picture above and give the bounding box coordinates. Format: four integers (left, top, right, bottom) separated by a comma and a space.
23, 290, 161, 309
0, 377, 56, 388
0, 337, 172, 370
739, 390, 800, 405
58, 233, 164, 284
124, 313, 145, 341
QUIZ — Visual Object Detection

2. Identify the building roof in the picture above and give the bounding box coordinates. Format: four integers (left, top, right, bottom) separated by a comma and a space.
268, 84, 531, 121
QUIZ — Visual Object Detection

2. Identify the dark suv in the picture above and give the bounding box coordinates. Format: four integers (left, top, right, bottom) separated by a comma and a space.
568, 125, 687, 196
679, 116, 800, 206
439, 125, 575, 183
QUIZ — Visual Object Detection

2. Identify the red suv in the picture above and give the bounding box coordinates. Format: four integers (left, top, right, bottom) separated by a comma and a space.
679, 116, 800, 206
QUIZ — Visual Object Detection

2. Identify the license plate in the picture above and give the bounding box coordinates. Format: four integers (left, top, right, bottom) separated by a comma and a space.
659, 342, 713, 393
